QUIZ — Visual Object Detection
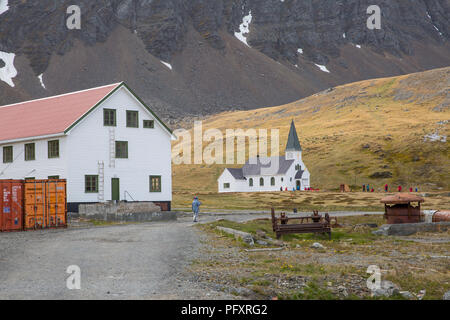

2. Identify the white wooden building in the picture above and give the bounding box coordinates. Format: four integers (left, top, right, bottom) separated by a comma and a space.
0, 82, 174, 211
218, 121, 310, 193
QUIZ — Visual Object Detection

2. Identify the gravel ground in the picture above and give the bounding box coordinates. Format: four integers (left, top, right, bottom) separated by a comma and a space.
0, 218, 236, 300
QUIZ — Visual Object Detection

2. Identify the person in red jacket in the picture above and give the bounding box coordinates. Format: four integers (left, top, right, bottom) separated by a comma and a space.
384, 184, 388, 192
398, 185, 402, 192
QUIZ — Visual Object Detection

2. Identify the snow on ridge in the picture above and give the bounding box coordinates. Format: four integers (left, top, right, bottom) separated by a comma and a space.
160, 61, 172, 70
297, 48, 303, 54
343, 33, 346, 39
0, 51, 18, 87
433, 25, 443, 36
355, 44, 361, 48
314, 63, 330, 73
234, 11, 252, 47
38, 74, 46, 89
0, 0, 9, 16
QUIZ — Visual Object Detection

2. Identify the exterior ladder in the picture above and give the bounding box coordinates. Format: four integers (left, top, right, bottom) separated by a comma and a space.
109, 127, 115, 168
98, 161, 105, 202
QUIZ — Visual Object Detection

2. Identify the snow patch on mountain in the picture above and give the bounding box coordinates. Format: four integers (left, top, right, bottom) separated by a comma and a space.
0, 0, 8, 15
315, 63, 330, 73
0, 51, 17, 87
235, 11, 252, 47
160, 61, 172, 70
38, 74, 46, 89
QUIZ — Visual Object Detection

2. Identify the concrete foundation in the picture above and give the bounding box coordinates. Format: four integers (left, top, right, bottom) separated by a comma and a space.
373, 221, 450, 236
75, 202, 176, 222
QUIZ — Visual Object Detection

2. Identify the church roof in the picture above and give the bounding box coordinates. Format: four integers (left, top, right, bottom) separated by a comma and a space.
242, 156, 294, 176
226, 168, 246, 180
295, 170, 304, 179
285, 120, 302, 151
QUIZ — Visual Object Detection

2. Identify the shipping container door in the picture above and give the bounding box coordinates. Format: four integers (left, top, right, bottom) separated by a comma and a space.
24, 180, 47, 229
0, 181, 23, 232
47, 180, 67, 227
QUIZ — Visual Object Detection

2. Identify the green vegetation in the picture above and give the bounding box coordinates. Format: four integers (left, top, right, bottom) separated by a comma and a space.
193, 214, 450, 300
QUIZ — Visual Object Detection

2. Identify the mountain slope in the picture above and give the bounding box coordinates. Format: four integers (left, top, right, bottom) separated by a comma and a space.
172, 67, 450, 193
0, 0, 449, 119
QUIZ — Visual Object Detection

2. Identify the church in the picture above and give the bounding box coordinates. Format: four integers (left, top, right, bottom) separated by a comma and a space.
218, 121, 310, 193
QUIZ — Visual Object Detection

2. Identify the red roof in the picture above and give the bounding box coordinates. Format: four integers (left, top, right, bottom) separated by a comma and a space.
0, 83, 121, 143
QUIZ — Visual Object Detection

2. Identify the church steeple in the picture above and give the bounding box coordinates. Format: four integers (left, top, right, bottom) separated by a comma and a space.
285, 120, 302, 152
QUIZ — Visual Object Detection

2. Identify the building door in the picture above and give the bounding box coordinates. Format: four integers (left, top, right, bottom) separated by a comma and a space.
296, 180, 301, 190
111, 178, 120, 201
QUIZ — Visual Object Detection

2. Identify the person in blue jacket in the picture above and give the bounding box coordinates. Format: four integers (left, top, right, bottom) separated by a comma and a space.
192, 196, 202, 223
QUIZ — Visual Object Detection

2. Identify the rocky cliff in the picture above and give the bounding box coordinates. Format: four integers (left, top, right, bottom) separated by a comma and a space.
0, 0, 449, 120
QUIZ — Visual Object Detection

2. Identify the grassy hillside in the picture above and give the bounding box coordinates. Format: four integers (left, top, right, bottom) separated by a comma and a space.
171, 67, 450, 205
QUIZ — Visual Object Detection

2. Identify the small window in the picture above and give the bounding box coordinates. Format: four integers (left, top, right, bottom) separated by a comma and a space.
48, 176, 60, 180
25, 177, 35, 180
260, 177, 264, 186
143, 120, 154, 129
281, 178, 284, 182
115, 141, 128, 159
271, 177, 275, 186
3, 146, 13, 163
103, 109, 116, 126
249, 178, 253, 187
126, 110, 139, 128
224, 183, 230, 189
150, 176, 161, 192
48, 140, 59, 158
85, 175, 98, 193
25, 143, 35, 161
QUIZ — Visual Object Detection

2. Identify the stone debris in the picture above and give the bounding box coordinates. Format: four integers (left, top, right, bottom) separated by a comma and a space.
417, 289, 426, 300
311, 242, 325, 249
399, 291, 414, 299
372, 222, 450, 236
443, 291, 450, 300
371, 280, 400, 297
216, 226, 254, 246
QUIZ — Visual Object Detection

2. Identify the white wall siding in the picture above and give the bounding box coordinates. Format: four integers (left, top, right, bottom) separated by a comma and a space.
65, 86, 172, 203
0, 136, 67, 180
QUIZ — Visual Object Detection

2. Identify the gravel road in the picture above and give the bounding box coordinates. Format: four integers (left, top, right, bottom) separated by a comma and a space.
0, 211, 383, 300
0, 217, 235, 300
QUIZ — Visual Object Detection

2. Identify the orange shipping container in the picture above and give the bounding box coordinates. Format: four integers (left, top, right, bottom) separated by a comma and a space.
24, 179, 67, 230
0, 180, 24, 232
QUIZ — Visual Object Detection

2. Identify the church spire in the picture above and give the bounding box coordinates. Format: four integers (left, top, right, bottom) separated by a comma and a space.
285, 120, 302, 152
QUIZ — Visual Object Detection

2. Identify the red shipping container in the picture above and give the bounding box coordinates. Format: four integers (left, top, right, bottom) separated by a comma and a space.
0, 180, 24, 232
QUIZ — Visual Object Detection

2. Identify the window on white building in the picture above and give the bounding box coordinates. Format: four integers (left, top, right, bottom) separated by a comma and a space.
260, 178, 264, 186
3, 146, 13, 163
